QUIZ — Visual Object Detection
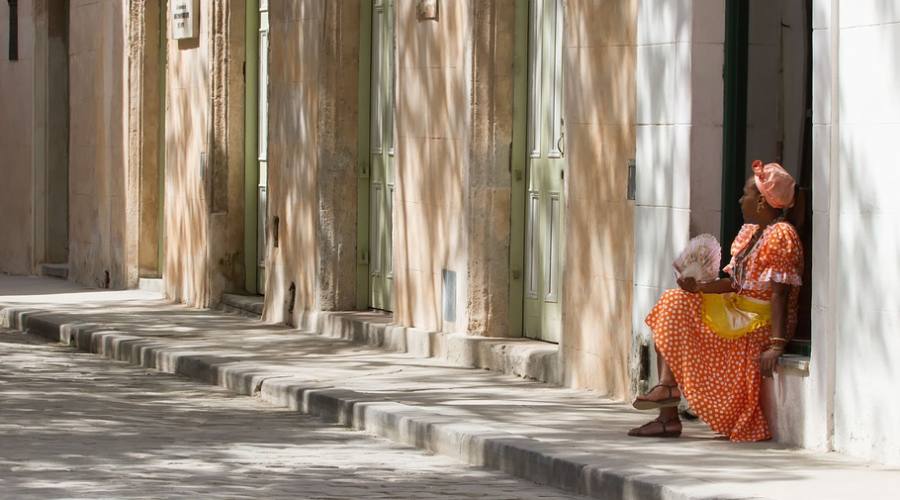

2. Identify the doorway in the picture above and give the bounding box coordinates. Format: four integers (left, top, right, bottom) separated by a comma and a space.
244, 0, 268, 294
523, 0, 566, 343
367, 0, 395, 312
139, 0, 166, 279
722, 0, 813, 355
44, 0, 69, 267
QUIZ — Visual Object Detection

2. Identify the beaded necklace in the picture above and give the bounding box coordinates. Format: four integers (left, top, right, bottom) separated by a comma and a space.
732, 217, 785, 290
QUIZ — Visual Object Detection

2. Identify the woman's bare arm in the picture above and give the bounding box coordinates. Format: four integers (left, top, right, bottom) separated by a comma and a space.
699, 278, 736, 294
760, 282, 791, 377
677, 277, 734, 294
768, 282, 790, 341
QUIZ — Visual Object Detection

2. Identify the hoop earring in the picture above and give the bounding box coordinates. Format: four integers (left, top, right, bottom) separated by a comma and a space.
756, 196, 766, 214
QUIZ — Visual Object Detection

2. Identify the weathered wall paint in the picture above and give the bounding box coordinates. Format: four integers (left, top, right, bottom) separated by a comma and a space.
465, 0, 516, 338
163, 0, 212, 304
262, 1, 362, 325
264, 1, 325, 324
162, 0, 245, 307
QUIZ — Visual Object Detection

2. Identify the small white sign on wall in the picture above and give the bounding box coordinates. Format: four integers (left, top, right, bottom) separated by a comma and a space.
171, 0, 200, 40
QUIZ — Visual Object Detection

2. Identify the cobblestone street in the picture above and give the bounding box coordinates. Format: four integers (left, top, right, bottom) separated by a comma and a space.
0, 327, 579, 499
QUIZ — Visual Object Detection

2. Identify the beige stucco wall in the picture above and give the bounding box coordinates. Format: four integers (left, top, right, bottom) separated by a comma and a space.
394, 0, 471, 333
262, 1, 362, 325
562, 0, 637, 398
163, 0, 212, 304
163, 0, 245, 307
67, 0, 131, 289
0, 0, 36, 274
264, 1, 325, 324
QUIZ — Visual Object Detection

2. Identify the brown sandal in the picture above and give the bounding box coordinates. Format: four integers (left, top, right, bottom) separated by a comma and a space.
627, 416, 682, 438
632, 383, 681, 410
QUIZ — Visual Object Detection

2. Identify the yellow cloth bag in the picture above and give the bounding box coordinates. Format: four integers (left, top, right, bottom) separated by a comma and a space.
701, 293, 771, 340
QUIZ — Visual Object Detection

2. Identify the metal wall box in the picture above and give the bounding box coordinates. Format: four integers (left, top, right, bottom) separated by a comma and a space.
417, 0, 438, 21
442, 269, 456, 323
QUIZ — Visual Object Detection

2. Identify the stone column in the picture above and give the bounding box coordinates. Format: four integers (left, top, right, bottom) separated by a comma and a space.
316, 0, 362, 313
466, 0, 516, 337
262, 0, 361, 326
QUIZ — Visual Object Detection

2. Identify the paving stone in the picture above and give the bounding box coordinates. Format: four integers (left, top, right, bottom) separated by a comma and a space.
0, 327, 582, 499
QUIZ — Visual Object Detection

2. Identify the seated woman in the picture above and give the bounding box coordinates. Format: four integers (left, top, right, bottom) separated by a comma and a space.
628, 161, 804, 441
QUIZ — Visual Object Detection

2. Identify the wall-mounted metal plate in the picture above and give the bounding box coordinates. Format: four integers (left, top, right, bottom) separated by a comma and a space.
417, 0, 438, 21
442, 269, 456, 323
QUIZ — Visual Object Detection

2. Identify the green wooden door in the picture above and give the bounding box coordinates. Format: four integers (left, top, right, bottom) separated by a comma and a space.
369, 0, 395, 311
257, 0, 270, 292
524, 0, 565, 343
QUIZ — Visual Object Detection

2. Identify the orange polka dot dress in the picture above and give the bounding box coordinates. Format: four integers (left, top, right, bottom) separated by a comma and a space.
645, 222, 804, 442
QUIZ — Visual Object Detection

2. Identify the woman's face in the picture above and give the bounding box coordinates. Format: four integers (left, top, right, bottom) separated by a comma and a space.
739, 177, 761, 223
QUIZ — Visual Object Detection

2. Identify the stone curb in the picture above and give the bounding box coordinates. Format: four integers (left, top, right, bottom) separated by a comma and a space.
1, 306, 755, 500
312, 311, 562, 385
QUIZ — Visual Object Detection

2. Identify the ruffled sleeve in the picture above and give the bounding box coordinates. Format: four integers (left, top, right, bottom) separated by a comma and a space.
723, 224, 758, 276
752, 222, 804, 287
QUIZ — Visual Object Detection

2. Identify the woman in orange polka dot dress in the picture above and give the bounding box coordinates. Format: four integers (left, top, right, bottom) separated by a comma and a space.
628, 162, 804, 441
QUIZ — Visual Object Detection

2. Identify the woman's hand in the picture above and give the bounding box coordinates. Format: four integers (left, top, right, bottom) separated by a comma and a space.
759, 347, 782, 378
677, 277, 699, 293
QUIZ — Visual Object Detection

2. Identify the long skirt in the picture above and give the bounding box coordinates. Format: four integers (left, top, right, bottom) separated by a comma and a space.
645, 289, 771, 442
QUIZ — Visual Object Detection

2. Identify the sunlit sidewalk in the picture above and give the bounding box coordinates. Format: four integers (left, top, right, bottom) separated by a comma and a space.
1, 275, 897, 500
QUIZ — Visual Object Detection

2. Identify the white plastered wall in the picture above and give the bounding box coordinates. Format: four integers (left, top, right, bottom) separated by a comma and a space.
632, 0, 724, 392
828, 0, 900, 466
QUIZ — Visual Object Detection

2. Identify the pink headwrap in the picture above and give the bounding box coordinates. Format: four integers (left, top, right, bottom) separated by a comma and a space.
752, 160, 796, 209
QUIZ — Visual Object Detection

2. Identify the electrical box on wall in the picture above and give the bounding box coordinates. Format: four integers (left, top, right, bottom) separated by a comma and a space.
417, 0, 439, 21
171, 0, 200, 40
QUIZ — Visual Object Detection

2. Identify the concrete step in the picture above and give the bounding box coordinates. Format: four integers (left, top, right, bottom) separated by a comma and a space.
313, 311, 561, 385
39, 263, 68, 280
220, 293, 264, 318
138, 278, 164, 293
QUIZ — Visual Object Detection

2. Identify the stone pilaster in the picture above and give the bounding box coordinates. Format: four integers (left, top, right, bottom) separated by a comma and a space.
466, 0, 517, 336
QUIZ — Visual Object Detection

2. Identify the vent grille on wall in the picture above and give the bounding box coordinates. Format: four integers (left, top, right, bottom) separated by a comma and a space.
442, 269, 456, 323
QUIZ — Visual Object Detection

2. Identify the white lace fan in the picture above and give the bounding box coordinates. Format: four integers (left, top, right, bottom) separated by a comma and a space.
673, 234, 721, 283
